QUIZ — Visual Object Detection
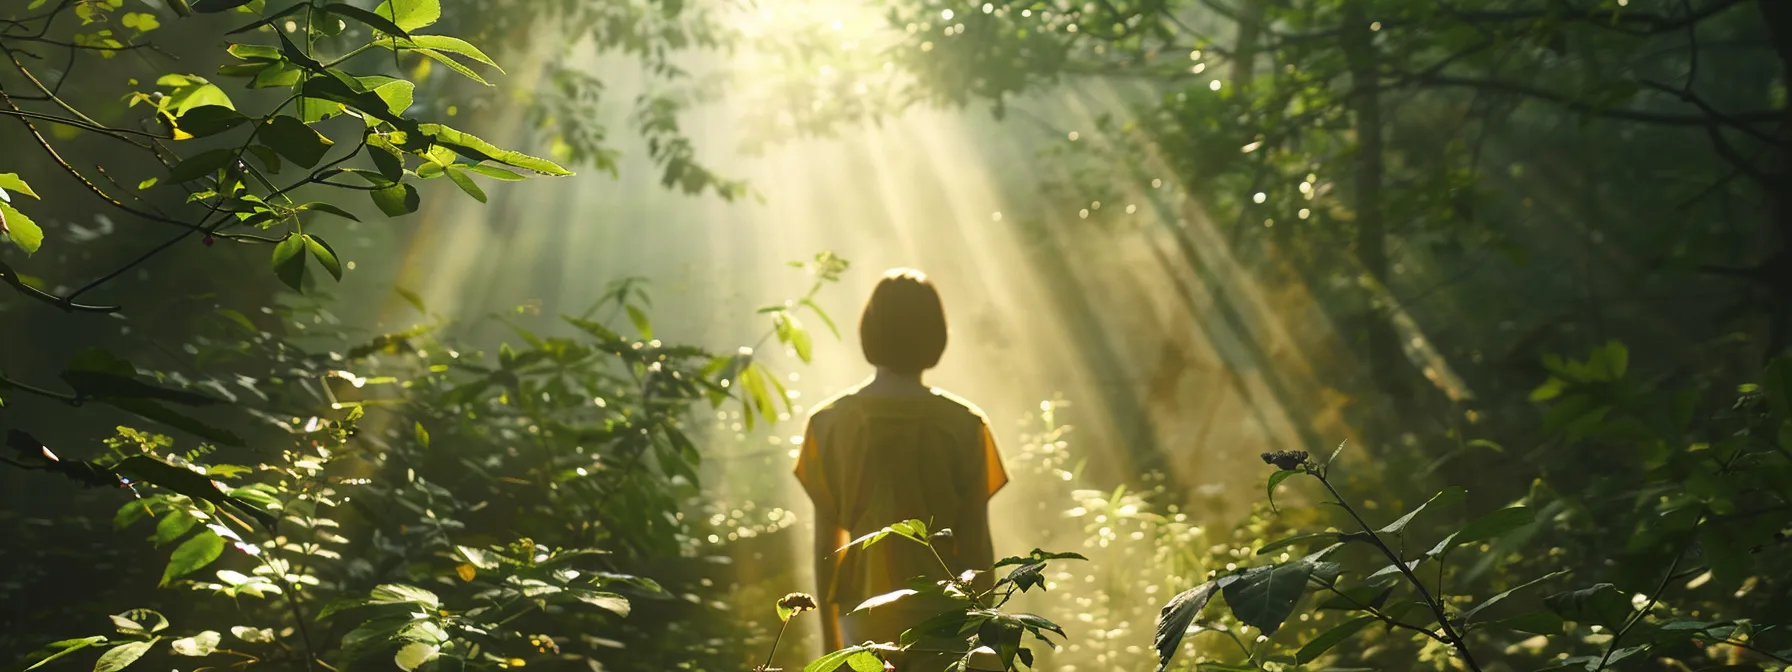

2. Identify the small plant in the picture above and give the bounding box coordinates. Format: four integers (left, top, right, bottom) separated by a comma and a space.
801, 519, 1084, 672
1153, 348, 1792, 671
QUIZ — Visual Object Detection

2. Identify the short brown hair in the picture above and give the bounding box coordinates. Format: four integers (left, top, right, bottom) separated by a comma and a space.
859, 268, 947, 374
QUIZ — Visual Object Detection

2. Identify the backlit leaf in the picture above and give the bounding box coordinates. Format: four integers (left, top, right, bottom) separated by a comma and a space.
162, 530, 225, 585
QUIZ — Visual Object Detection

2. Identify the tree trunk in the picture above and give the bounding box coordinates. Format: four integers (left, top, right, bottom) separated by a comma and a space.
1755, 0, 1792, 359
1340, 1, 1410, 405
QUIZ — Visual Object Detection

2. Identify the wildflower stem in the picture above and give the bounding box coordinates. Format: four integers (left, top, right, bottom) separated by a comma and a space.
1314, 471, 1484, 672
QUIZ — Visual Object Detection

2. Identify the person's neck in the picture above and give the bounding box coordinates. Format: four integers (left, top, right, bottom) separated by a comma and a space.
870, 367, 927, 390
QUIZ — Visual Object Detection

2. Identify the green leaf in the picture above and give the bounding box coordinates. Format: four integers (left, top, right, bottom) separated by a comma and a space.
850, 589, 918, 614
420, 124, 572, 176
170, 631, 221, 657
103, 400, 246, 448
0, 173, 41, 199
172, 84, 234, 116
190, 0, 255, 13
93, 640, 155, 672
371, 183, 420, 216
1154, 581, 1221, 672
369, 143, 405, 180
1454, 506, 1536, 547
153, 508, 198, 545
1379, 486, 1466, 534
303, 235, 343, 281
355, 76, 416, 118
1295, 616, 1374, 664
393, 642, 438, 671
271, 234, 306, 291
110, 609, 169, 636
466, 164, 524, 180
258, 116, 334, 168
371, 0, 440, 31
1485, 611, 1564, 636
414, 48, 492, 85
178, 105, 248, 137
1266, 469, 1301, 512
369, 584, 440, 608
844, 651, 884, 672
168, 149, 238, 184
801, 298, 840, 338
162, 531, 225, 585
444, 166, 487, 203
805, 647, 870, 672
569, 590, 631, 616
379, 35, 499, 68
1460, 570, 1569, 623
413, 422, 430, 448
113, 456, 272, 526
1221, 562, 1312, 635
1257, 532, 1338, 556
294, 202, 360, 221
21, 637, 108, 671
1, 202, 43, 255
1544, 584, 1633, 630
323, 2, 409, 36
625, 304, 653, 339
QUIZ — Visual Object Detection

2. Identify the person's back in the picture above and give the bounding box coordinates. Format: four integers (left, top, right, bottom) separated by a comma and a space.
794, 269, 1008, 671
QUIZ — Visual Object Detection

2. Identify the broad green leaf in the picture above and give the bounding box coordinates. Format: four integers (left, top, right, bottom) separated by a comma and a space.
170, 631, 220, 656
294, 202, 360, 222
805, 647, 870, 672
569, 590, 630, 616
413, 422, 429, 448
1266, 469, 1301, 512
371, 0, 440, 31
93, 640, 156, 672
414, 48, 491, 85
21, 637, 107, 671
111, 609, 169, 635
162, 530, 225, 585
173, 84, 233, 116
466, 164, 524, 180
1221, 562, 1312, 635
1454, 506, 1536, 547
394, 642, 438, 671
271, 234, 306, 291
229, 626, 275, 643
1485, 611, 1564, 636
323, 2, 409, 36
1256, 532, 1338, 556
1, 202, 43, 255
850, 589, 917, 614
371, 183, 420, 216
153, 508, 198, 545
1544, 583, 1633, 630
1295, 616, 1374, 664
1379, 486, 1466, 534
625, 304, 653, 339
420, 124, 572, 176
258, 116, 334, 168
303, 235, 344, 281
369, 583, 440, 608
190, 0, 255, 13
1461, 570, 1569, 623
378, 35, 499, 68
177, 105, 248, 137
445, 166, 486, 202
844, 651, 884, 672
168, 149, 238, 184
0, 173, 40, 199
354, 76, 415, 117
113, 457, 269, 525
1154, 581, 1221, 672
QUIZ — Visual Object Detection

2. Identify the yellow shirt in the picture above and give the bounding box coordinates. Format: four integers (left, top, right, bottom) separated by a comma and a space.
794, 388, 1009, 609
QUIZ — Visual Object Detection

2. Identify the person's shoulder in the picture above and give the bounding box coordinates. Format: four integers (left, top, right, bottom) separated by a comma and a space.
926, 387, 991, 425
803, 385, 864, 425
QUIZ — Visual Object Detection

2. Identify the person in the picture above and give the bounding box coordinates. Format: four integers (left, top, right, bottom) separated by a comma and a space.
794, 268, 1009, 670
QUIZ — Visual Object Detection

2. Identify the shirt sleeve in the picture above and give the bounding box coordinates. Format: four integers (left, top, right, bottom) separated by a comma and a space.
978, 421, 1009, 498
793, 421, 836, 518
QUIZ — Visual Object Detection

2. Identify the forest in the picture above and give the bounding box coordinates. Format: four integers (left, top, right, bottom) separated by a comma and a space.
0, 0, 1788, 671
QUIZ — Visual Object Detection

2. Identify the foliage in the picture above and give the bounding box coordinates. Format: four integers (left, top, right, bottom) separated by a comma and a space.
1153, 346, 1792, 672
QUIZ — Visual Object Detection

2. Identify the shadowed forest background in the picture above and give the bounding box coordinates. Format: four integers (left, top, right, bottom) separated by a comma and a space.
2, 0, 1790, 671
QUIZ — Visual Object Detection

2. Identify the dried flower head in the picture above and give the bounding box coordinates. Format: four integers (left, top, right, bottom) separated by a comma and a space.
778, 592, 817, 614
1260, 450, 1310, 471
